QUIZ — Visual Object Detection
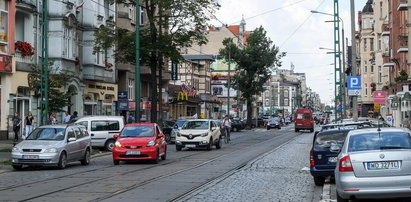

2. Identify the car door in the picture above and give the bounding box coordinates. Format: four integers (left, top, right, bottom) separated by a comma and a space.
65, 128, 80, 161
73, 127, 87, 160
210, 121, 219, 141
90, 120, 109, 146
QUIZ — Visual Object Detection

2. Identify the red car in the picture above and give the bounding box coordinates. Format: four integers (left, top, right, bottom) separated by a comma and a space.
112, 123, 167, 165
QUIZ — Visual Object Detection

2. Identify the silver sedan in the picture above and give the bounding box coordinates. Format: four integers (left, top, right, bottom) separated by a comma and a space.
335, 128, 411, 201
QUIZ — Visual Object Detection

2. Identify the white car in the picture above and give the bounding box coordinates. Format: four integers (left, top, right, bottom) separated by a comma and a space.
175, 119, 222, 151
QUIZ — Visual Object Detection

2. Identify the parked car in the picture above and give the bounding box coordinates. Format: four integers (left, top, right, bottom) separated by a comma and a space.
310, 129, 351, 186
11, 124, 92, 170
169, 120, 187, 143
294, 108, 314, 132
266, 119, 281, 130
161, 121, 175, 143
231, 119, 243, 132
112, 123, 167, 165
335, 128, 411, 201
75, 116, 125, 151
314, 121, 373, 135
175, 119, 222, 151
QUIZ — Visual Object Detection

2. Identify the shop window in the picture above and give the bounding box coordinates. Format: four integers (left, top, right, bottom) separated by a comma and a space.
0, 1, 8, 54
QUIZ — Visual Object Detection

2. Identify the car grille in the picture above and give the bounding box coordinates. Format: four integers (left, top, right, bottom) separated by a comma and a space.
119, 154, 149, 158
124, 146, 143, 149
181, 134, 201, 140
22, 149, 42, 152
17, 159, 51, 163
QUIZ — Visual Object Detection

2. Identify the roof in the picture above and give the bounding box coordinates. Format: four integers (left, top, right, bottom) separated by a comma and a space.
125, 123, 156, 127
228, 25, 240, 36
39, 124, 70, 128
362, 0, 374, 13
348, 127, 409, 135
183, 54, 215, 61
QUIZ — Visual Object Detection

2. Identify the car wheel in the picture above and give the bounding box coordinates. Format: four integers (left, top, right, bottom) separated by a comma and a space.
310, 128, 314, 133
206, 138, 212, 151
216, 137, 221, 149
336, 191, 349, 202
12, 165, 23, 170
176, 145, 182, 151
232, 127, 238, 132
153, 149, 160, 164
313, 176, 324, 186
113, 160, 120, 165
278, 127, 281, 130
267, 127, 270, 130
295, 129, 299, 132
165, 134, 171, 143
80, 149, 91, 165
105, 139, 115, 152
161, 147, 167, 160
57, 152, 67, 169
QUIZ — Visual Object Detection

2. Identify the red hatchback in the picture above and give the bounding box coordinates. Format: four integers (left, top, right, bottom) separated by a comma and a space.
112, 123, 167, 165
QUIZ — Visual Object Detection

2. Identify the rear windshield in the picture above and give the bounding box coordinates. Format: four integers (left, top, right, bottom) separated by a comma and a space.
314, 131, 349, 150
120, 126, 154, 137
26, 128, 66, 141
296, 113, 311, 120
348, 132, 411, 152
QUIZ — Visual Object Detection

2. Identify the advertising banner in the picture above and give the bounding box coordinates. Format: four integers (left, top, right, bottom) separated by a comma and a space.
211, 59, 237, 71
211, 84, 237, 97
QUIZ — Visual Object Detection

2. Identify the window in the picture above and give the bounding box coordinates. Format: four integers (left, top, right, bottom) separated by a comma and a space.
108, 121, 119, 130
64, 23, 77, 59
128, 79, 133, 100
128, 5, 136, 24
364, 38, 367, 51
140, 6, 145, 25
284, 98, 289, 106
73, 127, 84, 139
364, 65, 367, 73
77, 121, 88, 130
0, 1, 8, 54
380, 2, 383, 19
371, 65, 374, 73
378, 66, 382, 83
67, 128, 76, 139
378, 36, 382, 50
365, 83, 368, 96
284, 90, 288, 97
265, 99, 269, 106
370, 38, 374, 51
91, 121, 109, 131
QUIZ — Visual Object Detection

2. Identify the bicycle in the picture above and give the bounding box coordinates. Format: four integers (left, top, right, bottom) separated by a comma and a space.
220, 127, 230, 143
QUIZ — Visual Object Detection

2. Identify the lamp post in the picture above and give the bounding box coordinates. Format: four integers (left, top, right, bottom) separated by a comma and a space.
40, 0, 49, 125
135, 1, 141, 122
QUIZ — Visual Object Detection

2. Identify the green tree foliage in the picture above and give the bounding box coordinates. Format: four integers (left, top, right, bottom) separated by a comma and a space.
219, 26, 285, 127
94, 0, 219, 122
28, 64, 76, 113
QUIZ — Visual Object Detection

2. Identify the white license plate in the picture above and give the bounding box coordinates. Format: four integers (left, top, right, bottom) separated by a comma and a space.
126, 151, 141, 155
185, 144, 196, 148
367, 161, 400, 170
22, 155, 39, 159
328, 157, 337, 163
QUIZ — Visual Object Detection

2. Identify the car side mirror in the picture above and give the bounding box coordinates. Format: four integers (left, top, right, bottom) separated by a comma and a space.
330, 144, 341, 153
157, 133, 164, 139
113, 134, 119, 139
173, 125, 178, 129
68, 137, 76, 142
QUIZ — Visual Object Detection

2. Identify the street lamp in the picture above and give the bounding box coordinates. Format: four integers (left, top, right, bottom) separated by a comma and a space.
311, 9, 345, 122
135, 2, 141, 122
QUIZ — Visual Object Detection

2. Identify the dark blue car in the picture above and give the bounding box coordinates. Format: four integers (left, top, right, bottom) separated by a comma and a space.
310, 129, 351, 186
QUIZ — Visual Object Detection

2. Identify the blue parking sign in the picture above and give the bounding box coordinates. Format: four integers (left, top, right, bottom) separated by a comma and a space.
347, 76, 361, 90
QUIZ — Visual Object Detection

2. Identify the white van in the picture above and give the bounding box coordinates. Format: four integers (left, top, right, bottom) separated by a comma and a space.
75, 116, 124, 151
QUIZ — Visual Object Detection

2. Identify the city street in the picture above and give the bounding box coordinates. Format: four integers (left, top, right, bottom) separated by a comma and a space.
0, 125, 323, 202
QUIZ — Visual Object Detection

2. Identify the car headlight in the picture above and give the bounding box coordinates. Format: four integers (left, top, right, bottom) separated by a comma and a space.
146, 140, 155, 147
201, 132, 209, 137
12, 147, 20, 152
44, 148, 58, 153
115, 141, 123, 148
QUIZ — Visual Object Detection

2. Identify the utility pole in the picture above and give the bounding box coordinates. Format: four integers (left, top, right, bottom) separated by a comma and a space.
350, 0, 358, 121
135, 1, 141, 122
333, 0, 342, 123
227, 44, 231, 117
40, 0, 49, 125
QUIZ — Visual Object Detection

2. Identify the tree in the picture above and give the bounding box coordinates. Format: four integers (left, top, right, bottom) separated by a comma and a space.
28, 64, 77, 114
94, 0, 219, 123
219, 26, 285, 128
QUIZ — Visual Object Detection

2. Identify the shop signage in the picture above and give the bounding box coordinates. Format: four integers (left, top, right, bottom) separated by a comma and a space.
177, 92, 188, 101
0, 55, 12, 72
180, 84, 197, 97
171, 61, 178, 80
117, 101, 129, 111
118, 91, 128, 99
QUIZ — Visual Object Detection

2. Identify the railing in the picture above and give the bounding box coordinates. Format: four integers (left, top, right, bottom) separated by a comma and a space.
14, 52, 34, 64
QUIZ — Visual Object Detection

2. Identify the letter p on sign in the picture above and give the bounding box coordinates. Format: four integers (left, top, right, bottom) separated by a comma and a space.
348, 76, 361, 90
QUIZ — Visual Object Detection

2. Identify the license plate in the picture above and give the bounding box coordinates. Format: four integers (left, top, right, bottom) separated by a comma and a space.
367, 161, 400, 170
22, 155, 39, 159
328, 157, 337, 163
126, 151, 140, 155
185, 144, 196, 148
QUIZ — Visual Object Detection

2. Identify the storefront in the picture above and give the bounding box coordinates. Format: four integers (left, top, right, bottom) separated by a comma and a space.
168, 84, 201, 120
83, 81, 117, 116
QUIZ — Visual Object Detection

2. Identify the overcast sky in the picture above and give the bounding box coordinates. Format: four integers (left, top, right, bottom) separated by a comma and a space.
212, 0, 368, 105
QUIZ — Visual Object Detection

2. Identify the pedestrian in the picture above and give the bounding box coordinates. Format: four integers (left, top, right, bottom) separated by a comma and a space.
402, 115, 410, 129
12, 112, 22, 142
128, 114, 135, 123
70, 111, 78, 122
221, 115, 232, 141
63, 111, 71, 123
24, 111, 35, 138
178, 114, 184, 120
49, 113, 57, 125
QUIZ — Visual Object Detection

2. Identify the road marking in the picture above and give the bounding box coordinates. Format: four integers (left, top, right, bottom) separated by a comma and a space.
301, 166, 310, 171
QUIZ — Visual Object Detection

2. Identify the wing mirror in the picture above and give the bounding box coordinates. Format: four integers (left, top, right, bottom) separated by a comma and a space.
113, 134, 119, 139
157, 133, 164, 139
330, 144, 341, 153
173, 125, 179, 129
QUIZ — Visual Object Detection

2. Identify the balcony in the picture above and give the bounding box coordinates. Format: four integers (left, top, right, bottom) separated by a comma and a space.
15, 52, 34, 64
381, 24, 390, 36
397, 36, 408, 53
16, 0, 36, 11
397, 1, 408, 11
383, 54, 394, 67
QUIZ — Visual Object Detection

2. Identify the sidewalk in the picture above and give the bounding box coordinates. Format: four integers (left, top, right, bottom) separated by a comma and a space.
0, 140, 14, 162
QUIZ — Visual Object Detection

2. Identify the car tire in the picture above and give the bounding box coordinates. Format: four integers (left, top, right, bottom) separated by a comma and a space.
267, 127, 270, 130
176, 145, 182, 151
165, 134, 171, 143
105, 139, 115, 152
161, 147, 167, 160
295, 129, 299, 132
113, 160, 120, 165
313, 176, 324, 186
278, 127, 281, 129
153, 149, 160, 164
57, 152, 67, 169
216, 137, 221, 149
80, 148, 91, 165
310, 128, 314, 133
232, 127, 238, 132
206, 138, 212, 151
12, 165, 23, 170
336, 191, 349, 202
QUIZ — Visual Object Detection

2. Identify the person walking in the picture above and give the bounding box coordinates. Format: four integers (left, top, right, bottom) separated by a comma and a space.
49, 113, 57, 125
70, 111, 78, 122
63, 111, 71, 123
221, 115, 232, 141
24, 112, 35, 138
12, 112, 22, 142
128, 114, 136, 123
402, 115, 410, 129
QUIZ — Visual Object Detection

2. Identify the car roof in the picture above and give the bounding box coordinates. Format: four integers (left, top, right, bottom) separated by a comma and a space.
39, 124, 85, 129
348, 127, 409, 136
186, 119, 213, 122
76, 116, 124, 121
318, 128, 352, 134
125, 123, 156, 127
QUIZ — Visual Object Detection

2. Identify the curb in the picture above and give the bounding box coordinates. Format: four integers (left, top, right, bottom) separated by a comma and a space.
319, 177, 333, 202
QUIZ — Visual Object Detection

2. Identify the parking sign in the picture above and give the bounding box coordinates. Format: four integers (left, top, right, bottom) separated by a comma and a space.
347, 76, 361, 90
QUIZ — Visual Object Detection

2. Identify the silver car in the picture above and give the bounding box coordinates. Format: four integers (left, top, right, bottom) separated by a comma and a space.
335, 128, 411, 201
11, 124, 92, 170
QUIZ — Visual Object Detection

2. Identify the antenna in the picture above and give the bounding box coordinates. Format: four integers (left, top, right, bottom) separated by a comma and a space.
377, 116, 381, 132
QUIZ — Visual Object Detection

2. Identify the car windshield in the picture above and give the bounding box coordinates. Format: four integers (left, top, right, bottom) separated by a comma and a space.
26, 128, 66, 141
314, 131, 349, 150
175, 120, 186, 127
182, 121, 209, 130
120, 126, 154, 137
268, 119, 277, 123
348, 132, 411, 152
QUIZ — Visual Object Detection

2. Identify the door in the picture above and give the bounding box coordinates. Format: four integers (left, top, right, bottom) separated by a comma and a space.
73, 127, 87, 160
15, 97, 30, 136
65, 128, 80, 161
90, 120, 109, 147
210, 121, 219, 142
156, 126, 165, 156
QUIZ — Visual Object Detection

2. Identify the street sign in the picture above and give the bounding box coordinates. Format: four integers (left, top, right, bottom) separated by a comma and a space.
374, 104, 380, 110
118, 91, 128, 99
171, 61, 178, 80
386, 114, 393, 126
347, 76, 361, 90
373, 91, 386, 104
348, 89, 361, 96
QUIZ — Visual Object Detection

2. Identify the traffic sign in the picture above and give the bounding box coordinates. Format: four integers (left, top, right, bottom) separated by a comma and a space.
348, 89, 361, 96
347, 76, 361, 90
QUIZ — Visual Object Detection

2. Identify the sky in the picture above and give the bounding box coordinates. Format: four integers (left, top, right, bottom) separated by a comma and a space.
212, 0, 368, 105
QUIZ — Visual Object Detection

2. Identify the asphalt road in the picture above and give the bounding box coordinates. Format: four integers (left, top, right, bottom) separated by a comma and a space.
0, 124, 322, 202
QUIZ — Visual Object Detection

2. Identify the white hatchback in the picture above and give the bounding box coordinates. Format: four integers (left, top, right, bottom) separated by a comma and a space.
175, 119, 222, 151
